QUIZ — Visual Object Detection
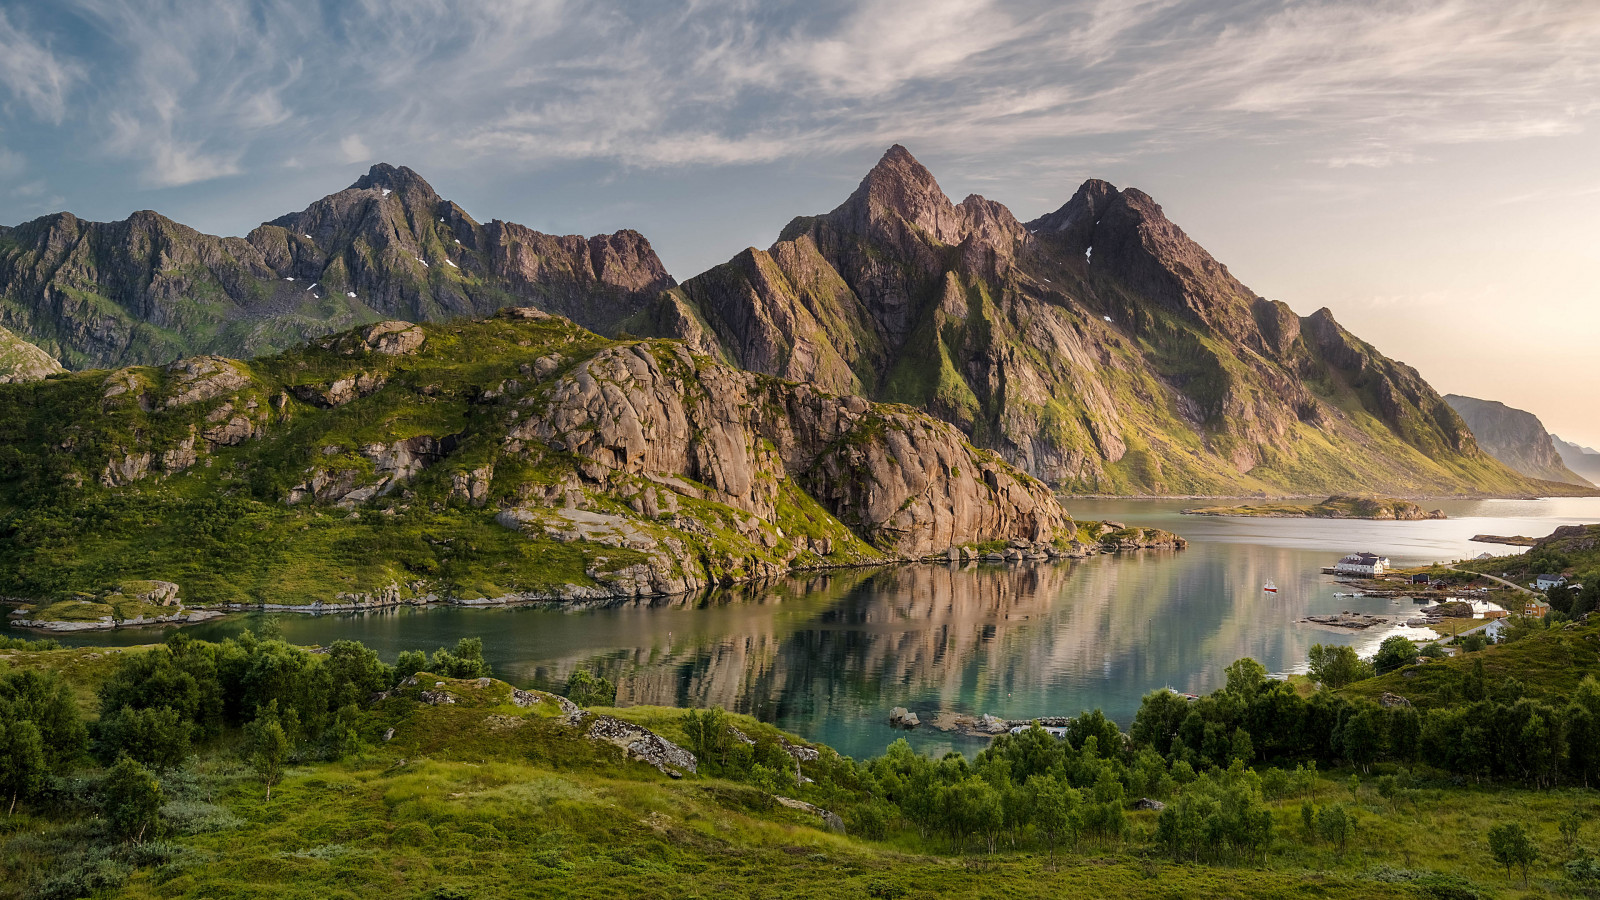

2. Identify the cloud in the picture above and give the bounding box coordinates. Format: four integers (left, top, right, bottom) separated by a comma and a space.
3, 0, 1599, 186
339, 135, 371, 164
0, 10, 81, 123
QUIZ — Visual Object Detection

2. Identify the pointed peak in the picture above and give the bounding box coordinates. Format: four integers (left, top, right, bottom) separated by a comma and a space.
828, 144, 959, 241
350, 163, 438, 199
859, 144, 941, 195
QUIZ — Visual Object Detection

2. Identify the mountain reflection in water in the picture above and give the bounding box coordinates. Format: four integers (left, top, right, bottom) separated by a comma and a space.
19, 497, 1600, 760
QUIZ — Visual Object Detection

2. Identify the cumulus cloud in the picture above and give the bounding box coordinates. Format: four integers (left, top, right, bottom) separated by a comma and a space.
339, 135, 371, 164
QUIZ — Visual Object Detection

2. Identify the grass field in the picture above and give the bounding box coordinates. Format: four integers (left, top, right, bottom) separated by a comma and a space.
6, 638, 1600, 899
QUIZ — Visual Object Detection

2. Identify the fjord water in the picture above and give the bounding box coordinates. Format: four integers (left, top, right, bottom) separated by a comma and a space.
23, 497, 1600, 760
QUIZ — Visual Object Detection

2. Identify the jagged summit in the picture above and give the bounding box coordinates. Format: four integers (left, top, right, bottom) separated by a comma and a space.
350, 162, 437, 196
645, 147, 1552, 497
0, 165, 674, 369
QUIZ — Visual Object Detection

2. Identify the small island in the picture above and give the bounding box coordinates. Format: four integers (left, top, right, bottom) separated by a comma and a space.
1182, 495, 1446, 520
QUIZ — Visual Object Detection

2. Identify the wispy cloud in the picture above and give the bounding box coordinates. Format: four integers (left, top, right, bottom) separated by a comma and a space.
0, 9, 81, 123
4, 0, 1600, 184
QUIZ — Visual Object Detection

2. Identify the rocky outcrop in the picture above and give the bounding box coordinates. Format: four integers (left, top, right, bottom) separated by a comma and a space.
1445, 394, 1590, 486
0, 325, 64, 383
0, 310, 1168, 615
287, 435, 455, 507
518, 341, 1074, 557
649, 145, 1544, 498
581, 713, 697, 777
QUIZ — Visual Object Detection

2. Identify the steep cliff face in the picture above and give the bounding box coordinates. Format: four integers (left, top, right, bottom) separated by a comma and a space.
1445, 395, 1591, 486
0, 325, 64, 383
0, 165, 673, 369
0, 311, 1098, 610
647, 145, 1554, 497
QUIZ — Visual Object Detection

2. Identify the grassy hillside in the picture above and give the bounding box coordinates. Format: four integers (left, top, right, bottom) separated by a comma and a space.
7, 636, 1600, 900
0, 313, 888, 616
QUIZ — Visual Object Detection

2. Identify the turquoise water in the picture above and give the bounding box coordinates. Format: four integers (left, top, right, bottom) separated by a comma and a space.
14, 496, 1600, 760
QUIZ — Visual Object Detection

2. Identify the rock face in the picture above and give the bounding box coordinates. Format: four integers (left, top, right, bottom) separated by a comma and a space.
645, 145, 1543, 497
519, 341, 1072, 556
1445, 394, 1590, 486
0, 164, 673, 369
0, 311, 1107, 612
0, 325, 64, 383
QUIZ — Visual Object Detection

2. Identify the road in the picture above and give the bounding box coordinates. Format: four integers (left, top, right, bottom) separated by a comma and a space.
1446, 564, 1533, 595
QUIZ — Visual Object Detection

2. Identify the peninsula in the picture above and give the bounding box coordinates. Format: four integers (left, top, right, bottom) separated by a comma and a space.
1182, 495, 1447, 520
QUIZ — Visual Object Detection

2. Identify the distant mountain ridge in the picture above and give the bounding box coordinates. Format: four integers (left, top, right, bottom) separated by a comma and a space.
1553, 434, 1600, 486
1443, 394, 1590, 486
0, 164, 673, 369
636, 145, 1560, 497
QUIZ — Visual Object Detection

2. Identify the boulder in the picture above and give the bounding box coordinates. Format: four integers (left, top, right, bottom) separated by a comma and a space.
583, 714, 697, 777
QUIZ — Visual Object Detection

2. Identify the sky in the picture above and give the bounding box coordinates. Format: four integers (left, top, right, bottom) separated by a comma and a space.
0, 0, 1597, 447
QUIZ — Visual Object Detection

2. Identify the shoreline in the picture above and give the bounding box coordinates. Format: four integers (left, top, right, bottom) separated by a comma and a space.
3, 536, 1187, 633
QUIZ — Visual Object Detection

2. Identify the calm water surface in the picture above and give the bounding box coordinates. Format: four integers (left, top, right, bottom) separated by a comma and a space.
16, 497, 1600, 759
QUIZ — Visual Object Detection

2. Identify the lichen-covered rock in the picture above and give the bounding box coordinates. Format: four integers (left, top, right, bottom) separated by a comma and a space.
0, 325, 64, 383
582, 714, 697, 776
164, 356, 252, 407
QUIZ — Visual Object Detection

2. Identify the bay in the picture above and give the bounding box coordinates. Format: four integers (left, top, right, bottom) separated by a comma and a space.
13, 496, 1599, 760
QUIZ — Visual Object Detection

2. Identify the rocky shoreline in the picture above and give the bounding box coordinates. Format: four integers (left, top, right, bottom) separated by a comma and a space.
4, 527, 1186, 631
7, 607, 226, 633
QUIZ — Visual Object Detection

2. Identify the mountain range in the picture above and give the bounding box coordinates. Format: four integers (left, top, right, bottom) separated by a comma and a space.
1554, 435, 1600, 486
0, 146, 1581, 499
1443, 394, 1591, 487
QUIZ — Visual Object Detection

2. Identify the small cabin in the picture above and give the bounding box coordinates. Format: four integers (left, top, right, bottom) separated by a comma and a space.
1534, 574, 1567, 591
1410, 574, 1431, 585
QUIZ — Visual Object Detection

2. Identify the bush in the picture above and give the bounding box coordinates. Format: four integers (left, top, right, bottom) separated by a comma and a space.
30, 848, 131, 900
101, 756, 163, 842
94, 705, 193, 770
1374, 636, 1419, 675
563, 669, 617, 707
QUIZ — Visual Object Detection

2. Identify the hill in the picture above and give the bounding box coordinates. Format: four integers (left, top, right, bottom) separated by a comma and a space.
638, 145, 1556, 498
0, 165, 672, 370
0, 310, 1154, 623
3, 630, 1595, 898
1182, 495, 1445, 519
1444, 394, 1590, 486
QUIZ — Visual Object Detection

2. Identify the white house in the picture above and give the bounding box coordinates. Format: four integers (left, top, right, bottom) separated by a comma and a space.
1534, 574, 1567, 591
1334, 553, 1390, 576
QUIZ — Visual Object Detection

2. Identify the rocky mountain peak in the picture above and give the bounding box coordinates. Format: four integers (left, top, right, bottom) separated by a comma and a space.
1027, 178, 1119, 252
832, 144, 967, 246
350, 163, 440, 202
